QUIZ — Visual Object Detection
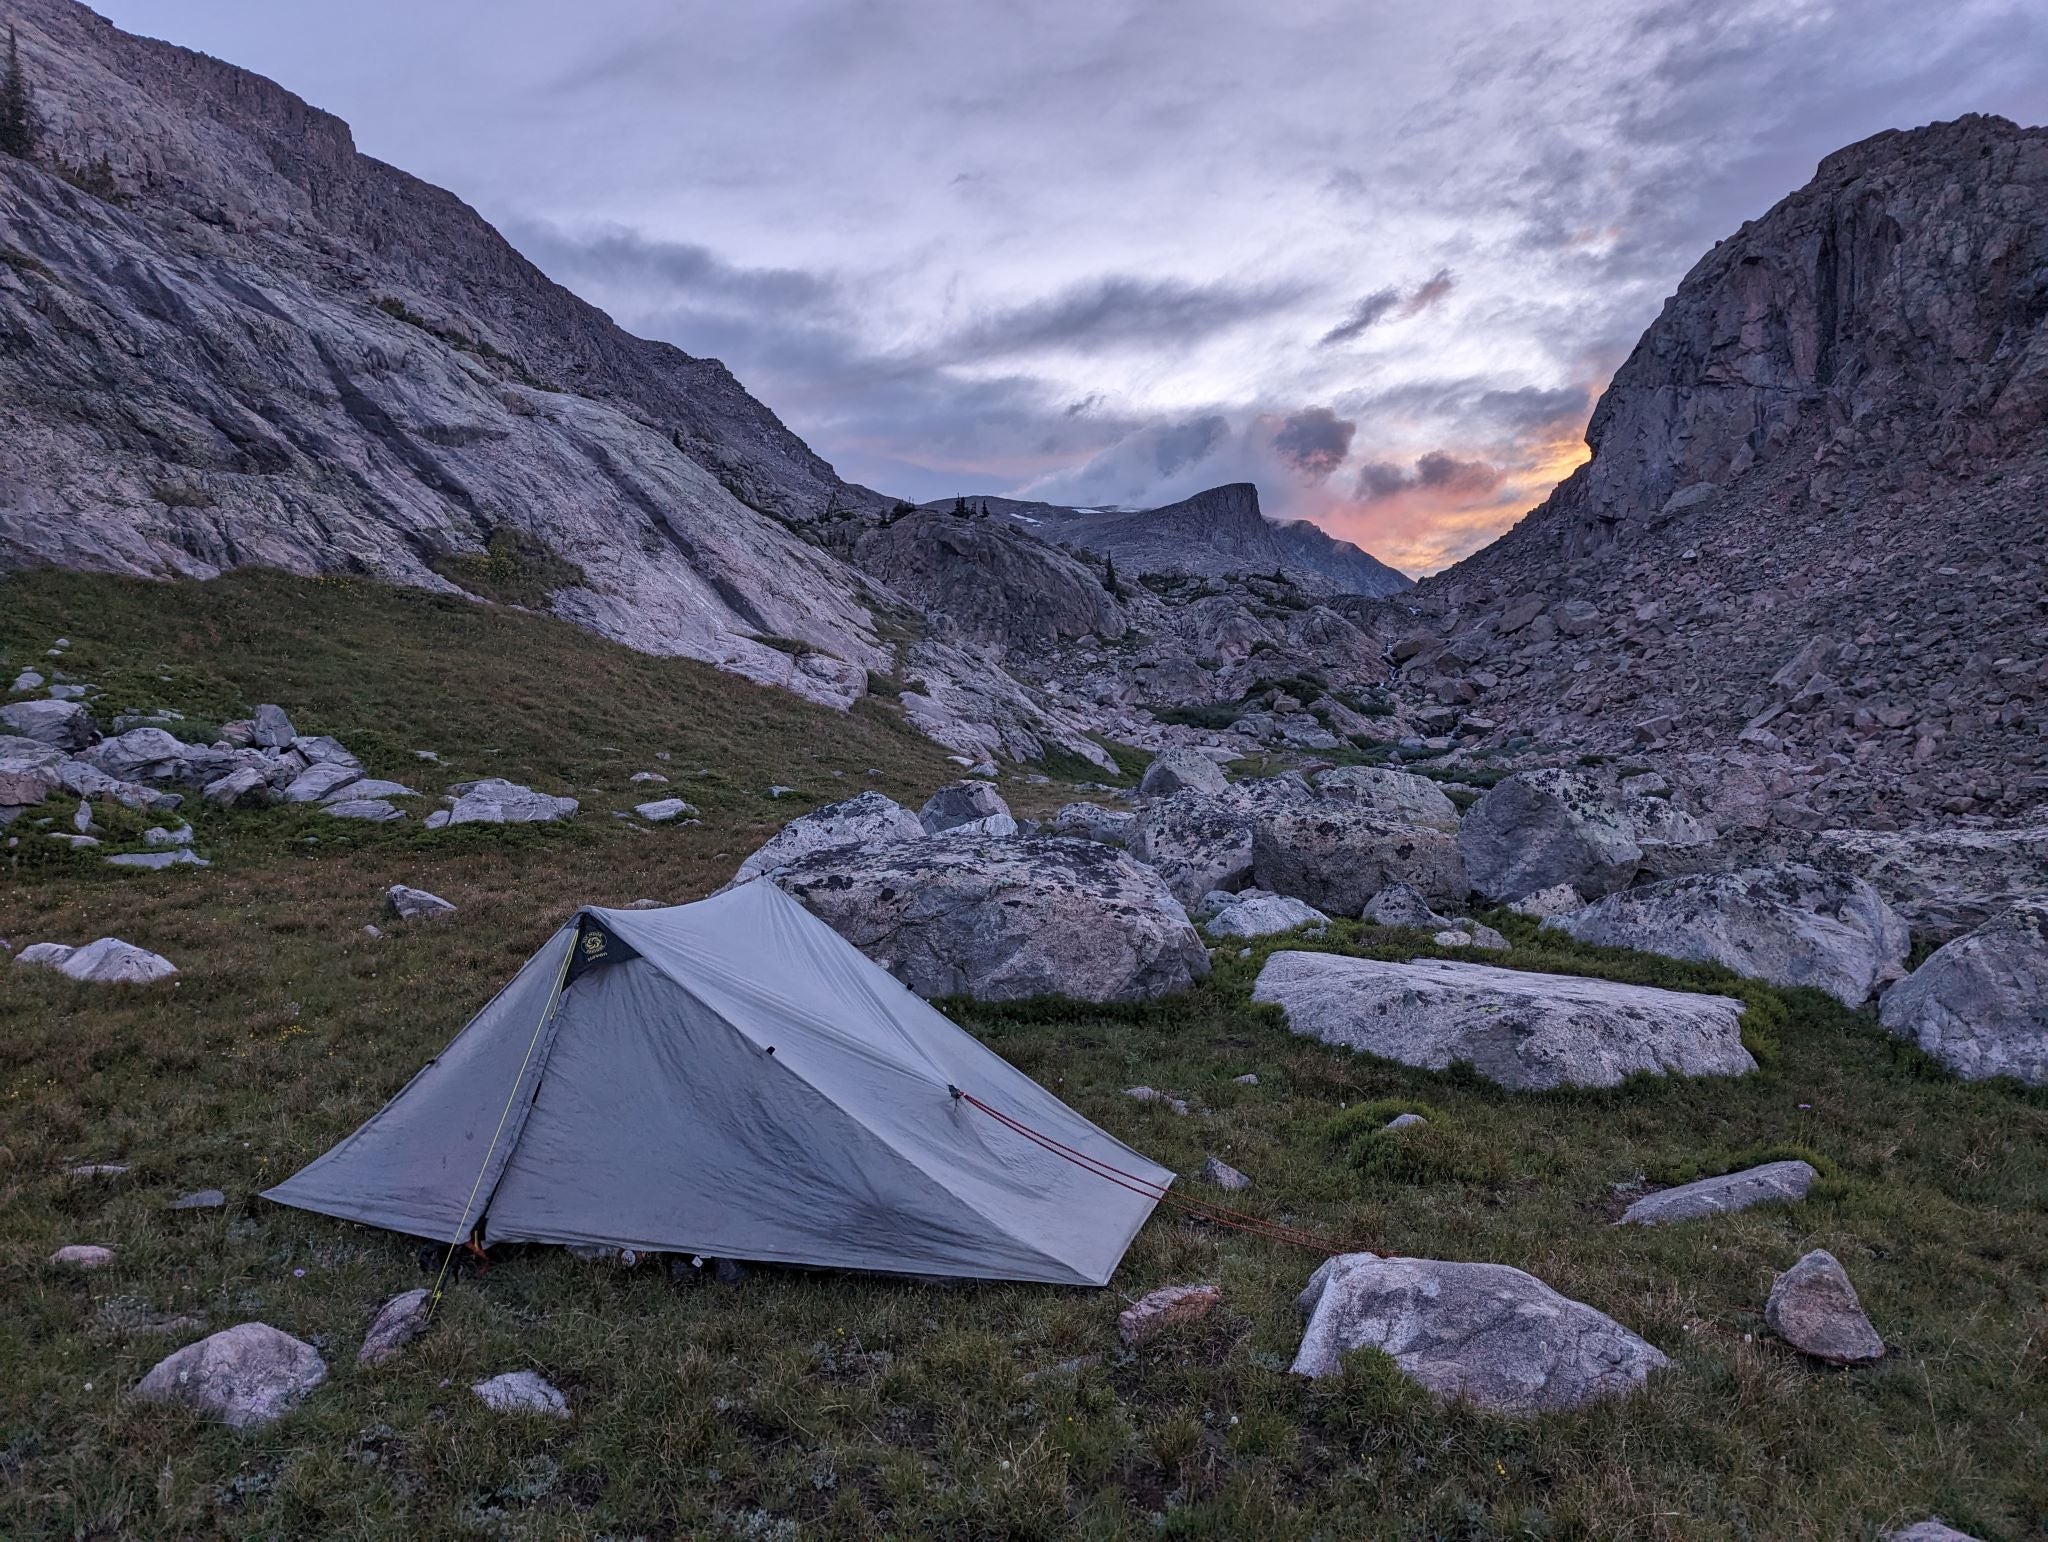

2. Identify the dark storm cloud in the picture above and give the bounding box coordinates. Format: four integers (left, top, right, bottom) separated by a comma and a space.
1318, 269, 1456, 346
1270, 407, 1357, 480
1318, 287, 1400, 346
510, 222, 838, 313
1152, 416, 1230, 478
938, 275, 1309, 362
1355, 451, 1503, 503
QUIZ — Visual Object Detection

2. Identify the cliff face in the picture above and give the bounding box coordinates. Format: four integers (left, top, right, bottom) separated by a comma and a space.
1400, 115, 2048, 826
0, 0, 892, 708
1475, 114, 2048, 565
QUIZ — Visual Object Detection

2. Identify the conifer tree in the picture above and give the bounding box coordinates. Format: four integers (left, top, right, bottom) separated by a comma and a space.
1104, 556, 1120, 597
0, 26, 39, 159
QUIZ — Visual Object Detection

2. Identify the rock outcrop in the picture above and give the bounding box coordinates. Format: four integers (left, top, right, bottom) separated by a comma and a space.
1878, 899, 2048, 1085
1552, 866, 1909, 1006
761, 836, 1210, 1003
1291, 1253, 1669, 1414
1252, 952, 1753, 1090
732, 790, 926, 883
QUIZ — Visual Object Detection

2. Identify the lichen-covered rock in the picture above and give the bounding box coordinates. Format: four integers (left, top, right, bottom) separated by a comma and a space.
1459, 769, 1642, 903
1200, 1155, 1251, 1192
633, 796, 696, 822
918, 779, 1015, 836
1252, 952, 1753, 1090
1252, 807, 1466, 916
201, 765, 274, 809
1128, 789, 1258, 905
1046, 802, 1134, 845
133, 1322, 328, 1429
1510, 883, 1584, 919
1815, 825, 2048, 938
1310, 765, 1461, 833
764, 835, 1208, 1002
1764, 1249, 1885, 1365
1878, 899, 2048, 1085
445, 779, 577, 825
1884, 1521, 1984, 1541
733, 790, 927, 883
1138, 747, 1228, 799
1552, 865, 1909, 1006
1362, 883, 1451, 928
51, 1244, 116, 1269
1618, 1160, 1817, 1225
1291, 1254, 1669, 1414
248, 704, 296, 749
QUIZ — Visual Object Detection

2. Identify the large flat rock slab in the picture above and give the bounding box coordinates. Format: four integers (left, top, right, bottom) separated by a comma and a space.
1252, 952, 1754, 1090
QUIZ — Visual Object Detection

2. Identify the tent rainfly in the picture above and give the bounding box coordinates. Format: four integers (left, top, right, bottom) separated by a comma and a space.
265, 881, 1170, 1286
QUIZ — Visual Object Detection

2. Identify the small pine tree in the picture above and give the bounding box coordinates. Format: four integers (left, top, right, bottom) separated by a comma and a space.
0, 26, 38, 159
951, 495, 969, 517
1103, 556, 1120, 597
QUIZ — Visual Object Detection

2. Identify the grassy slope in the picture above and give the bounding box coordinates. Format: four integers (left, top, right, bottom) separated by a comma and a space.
2, 569, 2045, 1540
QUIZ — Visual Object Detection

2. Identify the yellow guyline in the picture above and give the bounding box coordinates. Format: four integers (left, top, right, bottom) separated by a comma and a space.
426, 928, 578, 1320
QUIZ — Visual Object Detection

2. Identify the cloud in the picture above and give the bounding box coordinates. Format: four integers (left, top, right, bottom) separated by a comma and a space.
1318, 268, 1457, 345
1355, 451, 1502, 502
1317, 287, 1400, 346
937, 274, 1309, 362
1269, 407, 1357, 481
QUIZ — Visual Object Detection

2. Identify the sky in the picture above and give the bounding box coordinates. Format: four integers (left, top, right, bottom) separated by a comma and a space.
93, 1, 2048, 574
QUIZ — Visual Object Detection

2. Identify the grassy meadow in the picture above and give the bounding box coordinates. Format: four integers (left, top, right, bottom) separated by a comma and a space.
2, 567, 2044, 1540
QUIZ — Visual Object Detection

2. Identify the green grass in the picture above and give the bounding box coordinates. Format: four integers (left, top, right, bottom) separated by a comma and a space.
3, 569, 2047, 1538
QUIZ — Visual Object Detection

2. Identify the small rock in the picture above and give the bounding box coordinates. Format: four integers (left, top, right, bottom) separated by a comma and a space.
1618, 1160, 1817, 1226
1138, 748, 1229, 799
1515, 884, 1589, 921
1764, 1249, 1884, 1364
1883, 1521, 1984, 1541
142, 824, 194, 847
768, 785, 797, 798
628, 770, 668, 784
1124, 1086, 1189, 1116
324, 799, 406, 822
133, 1322, 328, 1429
1201, 1155, 1251, 1192
1202, 889, 1329, 939
1117, 1283, 1221, 1345
10, 669, 44, 692
362, 924, 384, 940
1382, 1112, 1428, 1131
424, 809, 451, 829
327, 778, 417, 802
66, 1161, 128, 1178
0, 698, 96, 751
1232, 1073, 1259, 1086
170, 1189, 227, 1211
51, 1244, 116, 1269
386, 884, 456, 921
1362, 883, 1448, 928
202, 766, 274, 809
72, 799, 98, 835
414, 749, 440, 762
472, 1369, 570, 1418
634, 797, 697, 823
358, 1288, 431, 1367
106, 849, 210, 869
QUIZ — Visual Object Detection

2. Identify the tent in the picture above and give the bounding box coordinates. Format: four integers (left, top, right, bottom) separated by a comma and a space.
265, 880, 1170, 1286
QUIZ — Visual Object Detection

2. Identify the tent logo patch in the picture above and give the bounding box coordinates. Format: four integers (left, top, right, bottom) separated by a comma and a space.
582, 932, 607, 959
566, 919, 639, 982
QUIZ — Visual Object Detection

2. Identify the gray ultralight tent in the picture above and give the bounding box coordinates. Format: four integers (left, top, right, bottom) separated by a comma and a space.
265, 880, 1170, 1286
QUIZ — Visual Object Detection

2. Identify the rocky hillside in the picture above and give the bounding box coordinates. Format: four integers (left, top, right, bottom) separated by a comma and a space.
0, 0, 1423, 774
1390, 115, 2048, 828
924, 484, 1412, 597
